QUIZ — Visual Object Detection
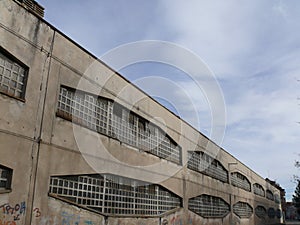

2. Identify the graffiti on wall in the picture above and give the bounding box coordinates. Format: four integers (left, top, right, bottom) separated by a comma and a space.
0, 201, 26, 225
115, 220, 149, 225
33, 208, 41, 218
36, 211, 97, 225
61, 211, 97, 225
162, 211, 202, 225
167, 215, 193, 225
164, 213, 227, 225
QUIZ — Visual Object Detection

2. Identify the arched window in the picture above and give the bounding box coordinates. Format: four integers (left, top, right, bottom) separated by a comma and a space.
57, 86, 182, 164
266, 190, 274, 201
187, 151, 228, 183
253, 183, 265, 197
255, 205, 266, 218
49, 174, 182, 216
231, 172, 251, 192
188, 194, 230, 218
233, 202, 253, 218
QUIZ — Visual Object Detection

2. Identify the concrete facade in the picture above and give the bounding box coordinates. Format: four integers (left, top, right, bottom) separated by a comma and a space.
0, 0, 282, 224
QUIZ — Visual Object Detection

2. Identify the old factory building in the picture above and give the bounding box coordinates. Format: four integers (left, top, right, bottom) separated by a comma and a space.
0, 0, 283, 224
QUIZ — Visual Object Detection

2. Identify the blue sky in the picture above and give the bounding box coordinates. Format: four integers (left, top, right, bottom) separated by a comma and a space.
37, 0, 300, 201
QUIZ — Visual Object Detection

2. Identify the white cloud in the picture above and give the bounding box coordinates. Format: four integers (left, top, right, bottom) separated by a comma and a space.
160, 0, 300, 200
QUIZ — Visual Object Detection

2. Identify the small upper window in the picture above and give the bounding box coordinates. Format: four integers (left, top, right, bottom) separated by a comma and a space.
0, 165, 13, 191
0, 48, 28, 100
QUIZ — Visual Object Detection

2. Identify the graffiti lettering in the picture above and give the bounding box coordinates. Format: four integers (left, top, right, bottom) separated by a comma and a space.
0, 219, 16, 225
33, 208, 41, 217
83, 221, 95, 225
0, 201, 26, 222
61, 211, 80, 225
38, 215, 59, 225
37, 212, 97, 225
170, 215, 182, 225
166, 214, 194, 225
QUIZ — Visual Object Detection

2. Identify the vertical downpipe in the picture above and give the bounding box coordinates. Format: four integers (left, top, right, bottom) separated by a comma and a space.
26, 29, 56, 225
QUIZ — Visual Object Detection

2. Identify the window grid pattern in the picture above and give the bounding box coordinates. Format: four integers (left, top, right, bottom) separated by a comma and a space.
110, 107, 137, 146
276, 209, 282, 218
274, 194, 280, 203
156, 129, 180, 163
0, 52, 27, 99
0, 165, 13, 190
138, 122, 158, 154
188, 195, 230, 218
233, 202, 253, 218
268, 208, 275, 218
49, 174, 181, 216
57, 88, 110, 134
187, 151, 228, 183
230, 172, 251, 192
255, 206, 266, 218
253, 183, 265, 197
57, 86, 181, 164
266, 190, 274, 201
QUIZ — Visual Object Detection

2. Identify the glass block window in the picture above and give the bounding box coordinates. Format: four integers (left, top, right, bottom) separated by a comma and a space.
0, 165, 13, 191
266, 190, 274, 201
253, 183, 265, 197
231, 172, 251, 192
138, 121, 157, 154
233, 202, 253, 218
57, 86, 182, 164
268, 207, 275, 218
49, 174, 181, 216
0, 50, 28, 99
156, 128, 181, 164
187, 151, 228, 183
255, 205, 266, 218
274, 194, 280, 203
276, 209, 282, 218
188, 194, 230, 218
57, 87, 110, 134
111, 103, 137, 146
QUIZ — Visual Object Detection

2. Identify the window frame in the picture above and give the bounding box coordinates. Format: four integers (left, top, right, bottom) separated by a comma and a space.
187, 151, 229, 183
266, 189, 274, 201
255, 205, 267, 218
0, 46, 29, 101
230, 172, 251, 192
56, 85, 182, 165
253, 183, 265, 197
188, 194, 230, 218
233, 201, 253, 218
49, 173, 182, 216
0, 165, 13, 193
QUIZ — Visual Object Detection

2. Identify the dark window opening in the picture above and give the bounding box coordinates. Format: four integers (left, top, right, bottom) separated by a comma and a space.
0, 165, 13, 191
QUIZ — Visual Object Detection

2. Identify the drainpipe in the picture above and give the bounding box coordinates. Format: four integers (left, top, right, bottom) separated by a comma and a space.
25, 30, 56, 225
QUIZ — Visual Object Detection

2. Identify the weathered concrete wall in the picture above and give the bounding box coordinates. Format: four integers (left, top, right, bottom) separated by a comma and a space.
32, 197, 104, 225
0, 0, 54, 225
0, 0, 282, 225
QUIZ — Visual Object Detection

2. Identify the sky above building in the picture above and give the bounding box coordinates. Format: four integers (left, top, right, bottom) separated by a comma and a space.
37, 0, 300, 201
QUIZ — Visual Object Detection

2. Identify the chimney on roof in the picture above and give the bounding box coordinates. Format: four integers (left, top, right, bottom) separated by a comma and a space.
16, 0, 44, 18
